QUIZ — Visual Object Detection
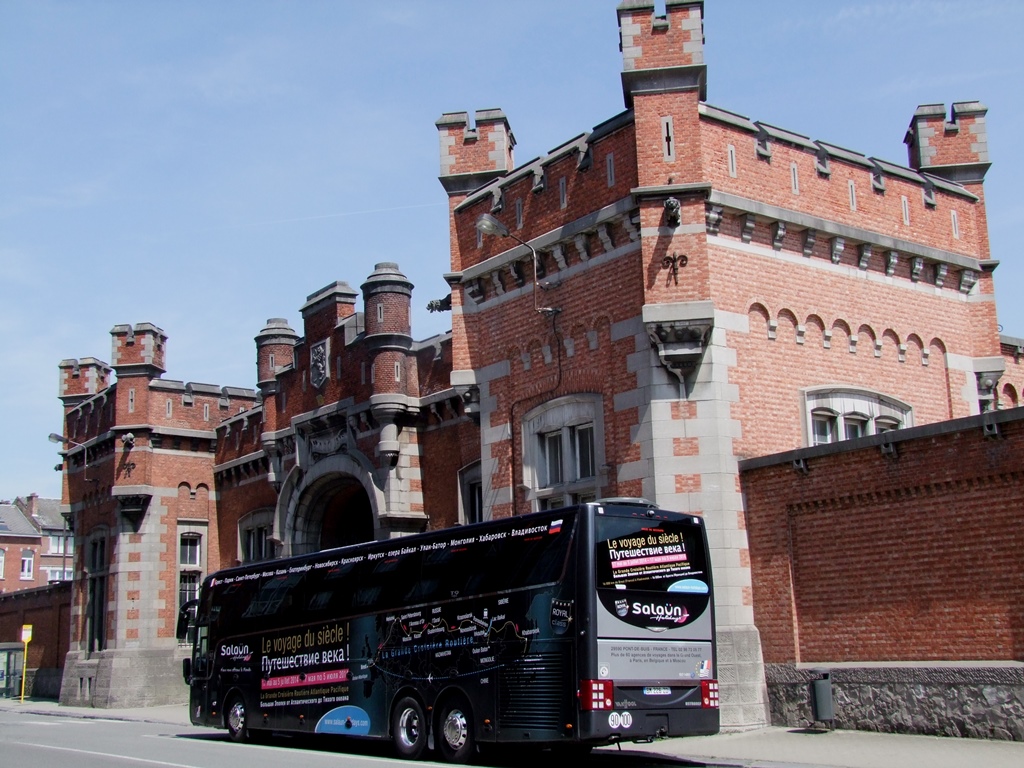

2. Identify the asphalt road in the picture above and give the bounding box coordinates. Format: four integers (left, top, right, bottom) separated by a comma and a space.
0, 708, 703, 768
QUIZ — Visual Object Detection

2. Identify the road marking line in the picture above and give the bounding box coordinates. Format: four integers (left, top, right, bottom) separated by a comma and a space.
9, 741, 205, 768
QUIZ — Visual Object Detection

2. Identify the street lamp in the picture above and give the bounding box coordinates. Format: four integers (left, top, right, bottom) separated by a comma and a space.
49, 432, 95, 481
475, 213, 559, 316
49, 432, 81, 448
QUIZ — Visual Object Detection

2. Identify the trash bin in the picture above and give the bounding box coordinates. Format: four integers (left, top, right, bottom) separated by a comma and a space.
810, 668, 834, 723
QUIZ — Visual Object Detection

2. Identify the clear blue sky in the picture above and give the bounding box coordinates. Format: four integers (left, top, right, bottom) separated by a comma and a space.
2, 1, 1021, 501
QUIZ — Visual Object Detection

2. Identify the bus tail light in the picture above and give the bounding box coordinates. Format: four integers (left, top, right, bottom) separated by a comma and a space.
701, 680, 719, 708
580, 680, 613, 711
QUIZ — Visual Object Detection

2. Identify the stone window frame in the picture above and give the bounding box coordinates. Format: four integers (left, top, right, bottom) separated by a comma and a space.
606, 152, 616, 187
179, 532, 201, 567
804, 386, 913, 447
239, 508, 275, 564
727, 144, 737, 178
522, 394, 604, 511
458, 461, 483, 525
177, 521, 207, 609
20, 549, 34, 580
85, 527, 110, 654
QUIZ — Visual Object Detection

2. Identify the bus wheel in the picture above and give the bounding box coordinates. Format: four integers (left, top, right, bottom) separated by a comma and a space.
225, 695, 249, 743
392, 696, 428, 760
437, 695, 474, 763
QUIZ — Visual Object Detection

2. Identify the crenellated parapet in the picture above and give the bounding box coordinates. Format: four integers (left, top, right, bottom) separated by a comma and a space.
704, 192, 986, 297
905, 102, 990, 184
617, 0, 706, 105
110, 323, 167, 378
699, 102, 987, 262
436, 109, 515, 197
58, 356, 112, 410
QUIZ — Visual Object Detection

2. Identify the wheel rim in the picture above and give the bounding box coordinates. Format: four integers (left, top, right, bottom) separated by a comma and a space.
228, 700, 245, 734
442, 708, 468, 751
397, 706, 421, 748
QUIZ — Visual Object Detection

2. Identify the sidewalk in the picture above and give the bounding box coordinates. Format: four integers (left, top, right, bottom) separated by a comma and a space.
3, 697, 1024, 768
621, 725, 1024, 768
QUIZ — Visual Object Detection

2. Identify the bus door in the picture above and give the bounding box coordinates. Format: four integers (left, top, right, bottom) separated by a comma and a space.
189, 621, 216, 724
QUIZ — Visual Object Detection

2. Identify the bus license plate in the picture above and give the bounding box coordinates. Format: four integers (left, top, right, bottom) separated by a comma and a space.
643, 687, 671, 696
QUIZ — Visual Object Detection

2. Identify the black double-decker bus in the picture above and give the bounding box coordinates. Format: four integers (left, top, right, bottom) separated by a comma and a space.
178, 500, 719, 761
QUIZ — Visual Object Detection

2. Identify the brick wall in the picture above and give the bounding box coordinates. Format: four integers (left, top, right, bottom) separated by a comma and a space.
741, 407, 1024, 664
0, 581, 71, 696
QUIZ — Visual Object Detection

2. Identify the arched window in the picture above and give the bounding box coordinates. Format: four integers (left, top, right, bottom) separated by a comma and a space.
522, 394, 604, 510
804, 387, 913, 446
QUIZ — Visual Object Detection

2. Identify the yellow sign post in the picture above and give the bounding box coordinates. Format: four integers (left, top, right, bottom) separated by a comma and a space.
20, 624, 32, 702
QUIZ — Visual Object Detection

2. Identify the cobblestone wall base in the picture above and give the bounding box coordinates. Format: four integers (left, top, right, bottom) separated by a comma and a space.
766, 663, 1024, 741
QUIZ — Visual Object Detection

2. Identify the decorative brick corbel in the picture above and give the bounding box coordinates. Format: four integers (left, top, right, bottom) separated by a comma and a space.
645, 316, 715, 383
552, 243, 568, 270
858, 244, 872, 271
705, 205, 724, 236
802, 229, 817, 258
740, 213, 756, 243
771, 221, 786, 251
830, 237, 844, 264
573, 234, 590, 262
959, 269, 977, 294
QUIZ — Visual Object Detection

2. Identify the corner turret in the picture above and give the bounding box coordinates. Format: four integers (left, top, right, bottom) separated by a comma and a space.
110, 323, 167, 378
57, 356, 112, 410
617, 0, 706, 107
905, 102, 990, 184
255, 318, 298, 397
361, 262, 414, 464
436, 109, 515, 197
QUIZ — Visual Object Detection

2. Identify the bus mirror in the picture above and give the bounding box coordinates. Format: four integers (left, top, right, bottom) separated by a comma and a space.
182, 658, 191, 684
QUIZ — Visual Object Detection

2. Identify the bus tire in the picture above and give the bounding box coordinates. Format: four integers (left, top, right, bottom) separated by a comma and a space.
225, 694, 249, 743
392, 696, 428, 760
436, 694, 474, 764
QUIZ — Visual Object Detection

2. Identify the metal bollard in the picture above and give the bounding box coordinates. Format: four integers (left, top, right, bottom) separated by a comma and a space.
810, 669, 834, 723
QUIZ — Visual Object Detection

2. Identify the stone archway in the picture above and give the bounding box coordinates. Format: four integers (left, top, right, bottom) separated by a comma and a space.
311, 475, 374, 550
278, 452, 385, 556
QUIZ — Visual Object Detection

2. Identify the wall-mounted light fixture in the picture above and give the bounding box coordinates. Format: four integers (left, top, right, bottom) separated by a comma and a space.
475, 213, 560, 316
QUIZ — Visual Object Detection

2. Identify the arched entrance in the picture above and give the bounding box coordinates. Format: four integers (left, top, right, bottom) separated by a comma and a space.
277, 452, 385, 556
291, 472, 375, 554
318, 478, 374, 549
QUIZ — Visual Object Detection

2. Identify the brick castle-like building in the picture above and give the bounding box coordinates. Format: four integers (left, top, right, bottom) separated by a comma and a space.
50, 1, 1023, 729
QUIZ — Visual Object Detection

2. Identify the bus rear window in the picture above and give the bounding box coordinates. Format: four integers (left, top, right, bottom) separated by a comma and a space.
594, 517, 708, 594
